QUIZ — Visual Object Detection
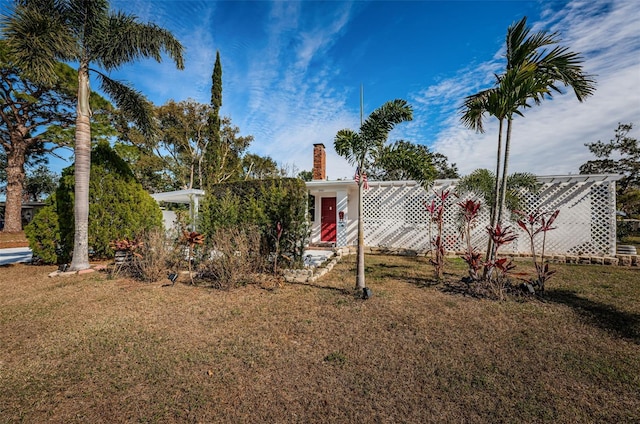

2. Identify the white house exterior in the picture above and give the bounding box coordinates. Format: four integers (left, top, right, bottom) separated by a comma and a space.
151, 145, 622, 257
305, 175, 621, 257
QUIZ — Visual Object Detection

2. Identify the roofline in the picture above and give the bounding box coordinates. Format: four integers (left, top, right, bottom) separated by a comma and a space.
305, 174, 624, 188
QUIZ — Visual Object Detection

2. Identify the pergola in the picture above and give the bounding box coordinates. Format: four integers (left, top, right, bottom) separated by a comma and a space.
150, 189, 205, 230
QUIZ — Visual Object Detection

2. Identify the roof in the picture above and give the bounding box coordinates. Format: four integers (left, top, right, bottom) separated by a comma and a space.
150, 189, 205, 204
305, 174, 624, 189
148, 175, 624, 202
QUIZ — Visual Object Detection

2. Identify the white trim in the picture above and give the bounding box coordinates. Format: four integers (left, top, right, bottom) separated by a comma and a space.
150, 189, 205, 204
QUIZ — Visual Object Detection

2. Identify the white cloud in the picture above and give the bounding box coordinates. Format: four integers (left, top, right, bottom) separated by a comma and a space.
99, 0, 640, 182
426, 0, 640, 176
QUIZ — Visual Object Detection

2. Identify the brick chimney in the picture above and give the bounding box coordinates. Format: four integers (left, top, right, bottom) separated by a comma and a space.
312, 143, 326, 180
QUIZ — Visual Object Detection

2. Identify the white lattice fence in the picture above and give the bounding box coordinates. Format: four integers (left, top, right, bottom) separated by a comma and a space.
362, 177, 617, 256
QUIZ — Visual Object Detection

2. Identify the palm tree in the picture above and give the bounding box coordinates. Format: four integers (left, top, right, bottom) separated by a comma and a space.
2, 0, 184, 270
461, 17, 594, 263
460, 64, 542, 261
496, 17, 595, 226
457, 168, 540, 216
334, 99, 412, 293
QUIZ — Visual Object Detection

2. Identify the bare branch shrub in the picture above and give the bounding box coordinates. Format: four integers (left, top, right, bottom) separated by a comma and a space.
197, 226, 264, 289
128, 229, 174, 282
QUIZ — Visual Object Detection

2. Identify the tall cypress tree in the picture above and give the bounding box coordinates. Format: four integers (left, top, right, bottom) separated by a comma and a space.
204, 51, 223, 189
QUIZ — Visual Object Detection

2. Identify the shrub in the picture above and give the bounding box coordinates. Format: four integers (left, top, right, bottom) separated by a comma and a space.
197, 226, 264, 289
517, 209, 560, 294
128, 229, 174, 282
199, 178, 309, 267
25, 142, 163, 264
24, 199, 60, 264
427, 189, 453, 281
458, 199, 483, 283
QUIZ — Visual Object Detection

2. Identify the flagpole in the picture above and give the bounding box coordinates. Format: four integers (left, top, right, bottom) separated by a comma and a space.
360, 84, 363, 127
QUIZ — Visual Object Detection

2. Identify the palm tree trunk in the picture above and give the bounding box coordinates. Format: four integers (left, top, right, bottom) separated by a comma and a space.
356, 176, 365, 290
69, 64, 92, 271
3, 143, 26, 233
485, 118, 504, 264
496, 117, 513, 228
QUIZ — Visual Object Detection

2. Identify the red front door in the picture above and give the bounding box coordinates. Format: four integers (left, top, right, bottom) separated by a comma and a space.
321, 197, 337, 242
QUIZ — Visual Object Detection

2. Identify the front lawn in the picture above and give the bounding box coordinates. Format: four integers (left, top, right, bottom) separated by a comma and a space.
1, 256, 638, 423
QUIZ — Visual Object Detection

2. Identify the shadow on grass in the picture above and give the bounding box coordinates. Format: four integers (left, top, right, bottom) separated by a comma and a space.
548, 289, 640, 344
287, 280, 353, 295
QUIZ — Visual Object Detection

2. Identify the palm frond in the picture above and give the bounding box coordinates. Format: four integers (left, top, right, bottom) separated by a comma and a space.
94, 11, 184, 71
361, 99, 413, 146
334, 129, 360, 166
0, 1, 76, 83
94, 71, 156, 137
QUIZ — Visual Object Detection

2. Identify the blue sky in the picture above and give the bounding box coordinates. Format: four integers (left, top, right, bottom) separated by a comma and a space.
10, 0, 640, 181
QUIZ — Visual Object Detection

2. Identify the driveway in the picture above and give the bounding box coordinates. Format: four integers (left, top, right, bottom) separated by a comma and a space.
0, 247, 32, 266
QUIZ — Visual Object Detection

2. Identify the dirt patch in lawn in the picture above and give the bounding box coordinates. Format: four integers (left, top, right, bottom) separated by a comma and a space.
1, 256, 639, 423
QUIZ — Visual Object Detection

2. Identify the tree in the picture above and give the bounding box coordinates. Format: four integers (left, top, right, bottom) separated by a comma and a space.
457, 168, 539, 216
25, 142, 162, 264
242, 153, 280, 180
2, 0, 184, 270
24, 165, 58, 202
207, 116, 253, 184
0, 40, 76, 232
496, 17, 594, 227
297, 170, 313, 182
580, 123, 638, 190
461, 16, 595, 262
432, 152, 459, 179
203, 50, 223, 188
370, 140, 437, 183
155, 100, 211, 190
580, 123, 639, 216
334, 99, 413, 292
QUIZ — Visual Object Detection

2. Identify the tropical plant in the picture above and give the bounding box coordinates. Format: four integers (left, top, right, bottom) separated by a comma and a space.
180, 230, 204, 285
334, 99, 413, 292
517, 209, 559, 294
458, 199, 483, 283
460, 16, 595, 262
457, 169, 539, 218
427, 189, 452, 281
484, 224, 518, 300
2, 0, 184, 270
369, 140, 437, 183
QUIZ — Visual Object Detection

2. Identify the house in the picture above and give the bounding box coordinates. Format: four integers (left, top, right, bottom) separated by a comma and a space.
152, 144, 622, 257
305, 144, 622, 257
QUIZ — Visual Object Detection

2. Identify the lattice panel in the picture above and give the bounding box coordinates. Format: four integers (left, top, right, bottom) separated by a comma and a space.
362, 179, 616, 256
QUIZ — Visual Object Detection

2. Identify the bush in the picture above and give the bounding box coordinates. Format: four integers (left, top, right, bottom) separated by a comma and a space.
199, 178, 309, 267
24, 199, 60, 264
197, 226, 264, 289
127, 229, 174, 282
25, 142, 163, 264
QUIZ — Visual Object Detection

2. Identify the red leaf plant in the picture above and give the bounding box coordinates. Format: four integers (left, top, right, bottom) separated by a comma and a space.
516, 209, 559, 294
181, 231, 205, 284
458, 199, 482, 283
484, 224, 518, 300
427, 189, 453, 281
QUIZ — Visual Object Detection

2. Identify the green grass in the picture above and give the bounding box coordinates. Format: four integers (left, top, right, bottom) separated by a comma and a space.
0, 256, 638, 423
